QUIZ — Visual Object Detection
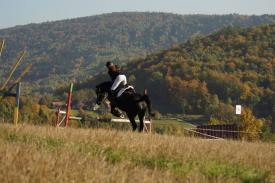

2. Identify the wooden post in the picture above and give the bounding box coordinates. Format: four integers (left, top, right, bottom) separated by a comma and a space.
13, 83, 20, 126
65, 83, 73, 127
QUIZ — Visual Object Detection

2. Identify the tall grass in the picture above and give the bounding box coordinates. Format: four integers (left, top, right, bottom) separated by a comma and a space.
0, 123, 274, 183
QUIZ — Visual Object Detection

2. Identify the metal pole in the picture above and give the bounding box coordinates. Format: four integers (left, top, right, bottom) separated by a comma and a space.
13, 83, 21, 126
65, 83, 73, 127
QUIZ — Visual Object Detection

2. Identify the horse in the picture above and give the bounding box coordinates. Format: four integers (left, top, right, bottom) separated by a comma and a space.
95, 81, 152, 132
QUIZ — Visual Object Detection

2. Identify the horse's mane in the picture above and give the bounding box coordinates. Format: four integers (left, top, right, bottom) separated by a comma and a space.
96, 81, 112, 91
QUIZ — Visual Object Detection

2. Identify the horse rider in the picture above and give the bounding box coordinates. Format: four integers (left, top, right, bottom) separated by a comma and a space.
106, 61, 126, 118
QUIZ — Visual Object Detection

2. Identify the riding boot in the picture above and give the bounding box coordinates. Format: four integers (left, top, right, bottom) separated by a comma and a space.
110, 92, 124, 118
111, 103, 124, 118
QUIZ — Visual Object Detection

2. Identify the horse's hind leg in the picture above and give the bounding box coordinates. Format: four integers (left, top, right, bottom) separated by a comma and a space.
128, 115, 137, 131
138, 110, 146, 132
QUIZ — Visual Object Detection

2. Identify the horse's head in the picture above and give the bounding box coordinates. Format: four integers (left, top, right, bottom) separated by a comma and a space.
95, 81, 112, 105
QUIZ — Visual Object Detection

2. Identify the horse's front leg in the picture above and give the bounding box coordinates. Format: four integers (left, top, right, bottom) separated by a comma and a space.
127, 115, 137, 131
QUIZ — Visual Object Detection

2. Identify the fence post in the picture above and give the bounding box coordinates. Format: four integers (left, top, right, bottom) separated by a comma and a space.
65, 83, 73, 127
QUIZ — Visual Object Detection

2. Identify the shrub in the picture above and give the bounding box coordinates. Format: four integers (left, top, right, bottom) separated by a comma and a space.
239, 108, 263, 141
152, 111, 162, 120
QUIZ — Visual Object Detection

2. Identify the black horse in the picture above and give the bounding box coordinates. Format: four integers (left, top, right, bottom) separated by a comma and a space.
95, 81, 152, 132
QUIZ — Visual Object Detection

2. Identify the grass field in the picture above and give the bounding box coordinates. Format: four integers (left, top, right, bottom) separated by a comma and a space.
0, 123, 274, 183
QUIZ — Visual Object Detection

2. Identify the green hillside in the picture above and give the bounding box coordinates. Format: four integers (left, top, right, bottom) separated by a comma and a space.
1, 13, 275, 93
75, 24, 275, 120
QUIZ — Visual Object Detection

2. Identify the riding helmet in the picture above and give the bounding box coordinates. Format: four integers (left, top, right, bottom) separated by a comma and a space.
106, 61, 114, 67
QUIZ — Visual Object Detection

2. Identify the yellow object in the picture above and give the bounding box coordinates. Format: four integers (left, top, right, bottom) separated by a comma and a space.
13, 107, 19, 126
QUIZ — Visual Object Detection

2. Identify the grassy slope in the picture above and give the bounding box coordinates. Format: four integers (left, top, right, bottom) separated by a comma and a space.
0, 124, 274, 183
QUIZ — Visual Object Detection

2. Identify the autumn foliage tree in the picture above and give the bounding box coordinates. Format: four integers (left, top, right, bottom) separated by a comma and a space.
239, 108, 263, 141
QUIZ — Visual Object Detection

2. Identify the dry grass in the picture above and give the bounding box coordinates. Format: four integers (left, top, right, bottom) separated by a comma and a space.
0, 123, 274, 183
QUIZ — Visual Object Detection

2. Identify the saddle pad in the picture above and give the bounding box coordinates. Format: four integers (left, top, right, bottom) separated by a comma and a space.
117, 85, 134, 97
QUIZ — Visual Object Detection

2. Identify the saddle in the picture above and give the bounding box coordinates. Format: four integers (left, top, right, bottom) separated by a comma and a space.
117, 85, 135, 97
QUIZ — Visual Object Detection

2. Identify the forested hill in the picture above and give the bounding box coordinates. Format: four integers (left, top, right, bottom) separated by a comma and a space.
1, 12, 275, 92
77, 24, 275, 119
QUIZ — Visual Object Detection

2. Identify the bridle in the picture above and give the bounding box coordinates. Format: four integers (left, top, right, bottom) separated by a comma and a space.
96, 87, 109, 105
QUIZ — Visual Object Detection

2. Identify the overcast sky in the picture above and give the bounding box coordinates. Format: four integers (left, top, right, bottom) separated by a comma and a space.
1, 0, 275, 29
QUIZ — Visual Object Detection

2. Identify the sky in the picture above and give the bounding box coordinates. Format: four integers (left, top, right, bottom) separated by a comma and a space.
0, 0, 275, 29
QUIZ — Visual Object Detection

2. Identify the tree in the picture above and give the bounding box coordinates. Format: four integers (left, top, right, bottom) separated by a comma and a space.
239, 108, 263, 140
38, 94, 52, 106
128, 74, 136, 83
152, 111, 162, 120
206, 103, 236, 124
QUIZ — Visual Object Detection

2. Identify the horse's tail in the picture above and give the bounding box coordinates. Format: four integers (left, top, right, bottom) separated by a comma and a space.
141, 89, 153, 118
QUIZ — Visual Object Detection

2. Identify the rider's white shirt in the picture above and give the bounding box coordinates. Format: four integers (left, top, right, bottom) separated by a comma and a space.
111, 74, 127, 91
